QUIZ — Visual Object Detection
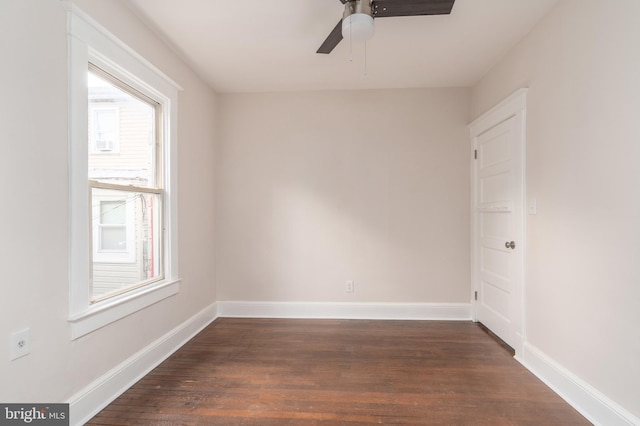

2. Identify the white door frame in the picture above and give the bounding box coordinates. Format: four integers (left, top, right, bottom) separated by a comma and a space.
469, 88, 527, 358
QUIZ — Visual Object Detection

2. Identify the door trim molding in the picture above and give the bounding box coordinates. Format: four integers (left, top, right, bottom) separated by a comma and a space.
469, 88, 528, 136
469, 88, 527, 357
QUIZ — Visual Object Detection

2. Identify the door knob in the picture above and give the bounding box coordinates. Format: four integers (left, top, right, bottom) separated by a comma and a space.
505, 241, 515, 249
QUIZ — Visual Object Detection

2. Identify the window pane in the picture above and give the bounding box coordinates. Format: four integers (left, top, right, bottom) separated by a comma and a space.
87, 65, 164, 303
88, 70, 157, 188
91, 188, 163, 302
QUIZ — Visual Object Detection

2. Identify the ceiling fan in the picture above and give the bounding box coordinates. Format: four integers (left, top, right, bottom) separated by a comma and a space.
317, 0, 456, 54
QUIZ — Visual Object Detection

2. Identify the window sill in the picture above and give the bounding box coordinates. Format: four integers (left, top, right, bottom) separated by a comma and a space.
68, 279, 180, 340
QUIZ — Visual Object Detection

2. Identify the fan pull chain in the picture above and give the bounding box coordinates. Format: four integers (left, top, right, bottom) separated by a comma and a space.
349, 16, 353, 62
364, 41, 368, 76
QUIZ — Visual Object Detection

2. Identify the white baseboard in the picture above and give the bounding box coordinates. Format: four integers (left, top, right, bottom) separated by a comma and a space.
518, 342, 639, 426
217, 301, 471, 320
68, 302, 218, 426
68, 301, 637, 426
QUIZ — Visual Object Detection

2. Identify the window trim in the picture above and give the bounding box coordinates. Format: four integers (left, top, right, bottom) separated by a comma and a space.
66, 2, 182, 339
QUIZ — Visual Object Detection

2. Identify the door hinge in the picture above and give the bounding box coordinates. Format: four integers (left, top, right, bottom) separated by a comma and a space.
474, 291, 478, 301
474, 149, 477, 160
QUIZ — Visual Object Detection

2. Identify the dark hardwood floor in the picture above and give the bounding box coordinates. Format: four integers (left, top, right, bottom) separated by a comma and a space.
88, 318, 590, 425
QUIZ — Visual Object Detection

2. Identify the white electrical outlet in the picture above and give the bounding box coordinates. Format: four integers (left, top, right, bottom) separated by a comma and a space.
345, 280, 354, 293
9, 329, 30, 361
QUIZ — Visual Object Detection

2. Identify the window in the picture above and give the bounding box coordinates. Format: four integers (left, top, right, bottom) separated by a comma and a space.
87, 68, 162, 302
67, 3, 181, 339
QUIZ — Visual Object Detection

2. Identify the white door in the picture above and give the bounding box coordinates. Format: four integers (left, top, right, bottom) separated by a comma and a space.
470, 90, 526, 352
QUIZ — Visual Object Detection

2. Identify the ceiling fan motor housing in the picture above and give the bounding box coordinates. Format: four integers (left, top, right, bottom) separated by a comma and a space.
342, 0, 375, 41
317, 0, 455, 54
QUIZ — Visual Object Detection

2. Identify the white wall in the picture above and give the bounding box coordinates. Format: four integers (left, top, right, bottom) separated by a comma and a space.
0, 0, 217, 404
216, 89, 470, 304
472, 0, 640, 418
4, 0, 636, 422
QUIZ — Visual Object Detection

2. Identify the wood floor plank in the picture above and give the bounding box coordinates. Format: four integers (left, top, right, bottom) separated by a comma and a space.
87, 319, 590, 425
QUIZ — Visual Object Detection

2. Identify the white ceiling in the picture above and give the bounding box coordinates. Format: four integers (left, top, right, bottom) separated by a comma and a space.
125, 0, 559, 94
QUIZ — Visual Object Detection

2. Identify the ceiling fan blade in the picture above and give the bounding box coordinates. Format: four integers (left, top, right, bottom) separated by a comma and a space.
372, 0, 455, 18
316, 19, 344, 54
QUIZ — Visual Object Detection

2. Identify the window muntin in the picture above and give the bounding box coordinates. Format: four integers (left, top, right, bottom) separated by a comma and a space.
88, 67, 164, 303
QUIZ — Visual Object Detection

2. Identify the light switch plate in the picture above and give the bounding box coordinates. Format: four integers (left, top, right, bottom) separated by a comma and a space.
345, 280, 354, 293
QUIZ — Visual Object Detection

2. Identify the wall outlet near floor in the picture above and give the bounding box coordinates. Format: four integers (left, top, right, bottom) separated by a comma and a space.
9, 328, 30, 361
345, 280, 354, 293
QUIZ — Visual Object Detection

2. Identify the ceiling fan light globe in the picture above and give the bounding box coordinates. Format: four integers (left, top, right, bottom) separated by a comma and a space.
342, 13, 375, 42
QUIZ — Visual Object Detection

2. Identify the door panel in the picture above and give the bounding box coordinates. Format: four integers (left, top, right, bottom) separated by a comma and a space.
481, 278, 510, 318
480, 173, 510, 203
481, 212, 508, 240
479, 126, 510, 168
480, 246, 511, 286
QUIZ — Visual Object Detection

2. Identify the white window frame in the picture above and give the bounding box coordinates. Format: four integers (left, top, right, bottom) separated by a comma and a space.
66, 2, 182, 339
